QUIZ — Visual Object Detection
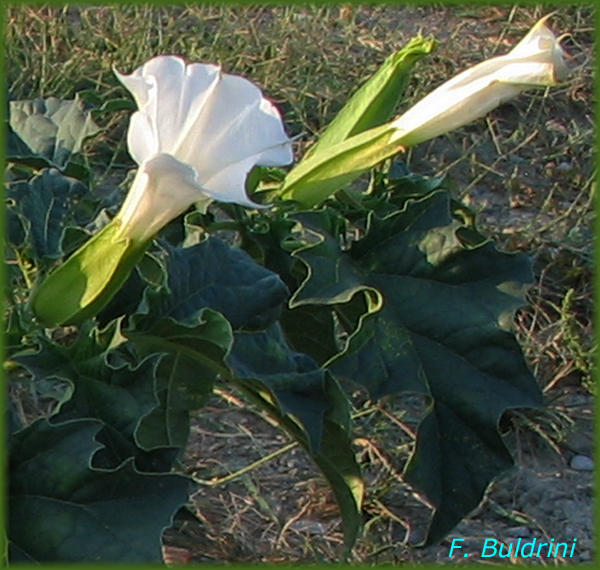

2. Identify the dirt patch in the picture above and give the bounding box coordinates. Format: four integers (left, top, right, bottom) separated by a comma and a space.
164, 384, 593, 564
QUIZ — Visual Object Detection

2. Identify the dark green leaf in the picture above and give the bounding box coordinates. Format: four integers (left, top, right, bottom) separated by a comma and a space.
291, 190, 542, 544
54, 354, 163, 469
107, 237, 274, 454
238, 213, 300, 290
139, 237, 289, 331
229, 326, 363, 551
280, 304, 340, 365
97, 251, 167, 327
130, 309, 233, 451
13, 322, 124, 388
229, 324, 332, 451
9, 419, 191, 562
317, 419, 364, 552
135, 353, 213, 452
7, 169, 88, 259
7, 123, 34, 159
12, 323, 171, 470
4, 303, 31, 356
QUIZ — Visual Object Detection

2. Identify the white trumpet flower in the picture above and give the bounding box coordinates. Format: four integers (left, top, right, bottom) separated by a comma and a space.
114, 55, 293, 242
30, 56, 293, 327
390, 17, 569, 146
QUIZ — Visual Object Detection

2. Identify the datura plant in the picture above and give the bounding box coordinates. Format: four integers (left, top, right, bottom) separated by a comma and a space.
30, 17, 566, 325
8, 17, 568, 563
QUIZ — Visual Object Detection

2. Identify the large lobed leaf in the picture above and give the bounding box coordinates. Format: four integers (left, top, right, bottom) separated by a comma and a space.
289, 190, 542, 544
121, 236, 288, 450
118, 237, 365, 549
138, 237, 290, 331
7, 169, 88, 260
131, 310, 233, 451
228, 323, 335, 452
9, 419, 190, 562
12, 322, 176, 471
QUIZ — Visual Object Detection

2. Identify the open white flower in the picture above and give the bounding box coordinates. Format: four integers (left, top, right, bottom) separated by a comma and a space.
390, 17, 569, 146
114, 55, 293, 242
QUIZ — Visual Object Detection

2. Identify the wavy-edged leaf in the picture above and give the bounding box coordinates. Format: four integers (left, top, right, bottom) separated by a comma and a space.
138, 237, 289, 331
7, 168, 88, 259
12, 323, 174, 470
9, 419, 191, 562
109, 236, 287, 452
228, 323, 333, 451
9, 95, 101, 169
290, 190, 542, 544
54, 355, 167, 470
129, 309, 233, 451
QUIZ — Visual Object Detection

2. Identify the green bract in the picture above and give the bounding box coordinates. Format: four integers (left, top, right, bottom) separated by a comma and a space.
304, 36, 437, 161
29, 220, 149, 327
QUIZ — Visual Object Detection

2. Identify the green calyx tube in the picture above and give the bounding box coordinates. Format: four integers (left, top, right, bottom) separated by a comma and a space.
29, 220, 150, 327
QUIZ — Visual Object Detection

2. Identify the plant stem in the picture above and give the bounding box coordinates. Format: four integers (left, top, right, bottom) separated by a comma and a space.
194, 441, 298, 487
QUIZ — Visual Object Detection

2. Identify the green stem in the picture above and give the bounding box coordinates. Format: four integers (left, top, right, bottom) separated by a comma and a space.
194, 441, 298, 487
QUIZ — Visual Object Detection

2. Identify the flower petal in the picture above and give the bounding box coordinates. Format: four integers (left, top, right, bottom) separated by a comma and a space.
174, 62, 222, 146
137, 56, 187, 151
508, 21, 569, 81
390, 17, 568, 147
117, 56, 222, 155
174, 71, 293, 179
255, 98, 296, 166
114, 65, 153, 110
115, 55, 293, 239
201, 153, 270, 208
127, 111, 159, 165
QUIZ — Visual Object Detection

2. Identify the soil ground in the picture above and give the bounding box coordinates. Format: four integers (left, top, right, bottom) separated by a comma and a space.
163, 388, 593, 564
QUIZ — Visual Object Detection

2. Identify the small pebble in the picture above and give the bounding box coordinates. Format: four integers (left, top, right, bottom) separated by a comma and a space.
505, 526, 531, 538
570, 455, 593, 471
